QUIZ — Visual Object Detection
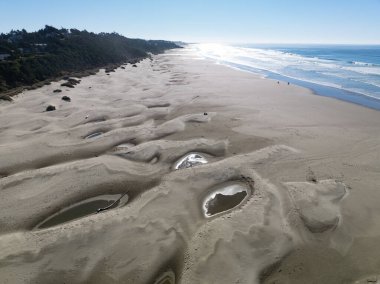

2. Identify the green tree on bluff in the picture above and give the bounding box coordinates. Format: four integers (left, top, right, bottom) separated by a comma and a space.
0, 26, 179, 92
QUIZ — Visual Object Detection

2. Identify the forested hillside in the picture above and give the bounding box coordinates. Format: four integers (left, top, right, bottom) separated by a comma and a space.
0, 26, 179, 92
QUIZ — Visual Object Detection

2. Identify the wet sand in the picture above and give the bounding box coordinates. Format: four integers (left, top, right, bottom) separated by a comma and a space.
0, 47, 380, 283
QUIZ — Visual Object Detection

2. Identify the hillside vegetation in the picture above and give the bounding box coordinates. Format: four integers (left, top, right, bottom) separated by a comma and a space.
0, 26, 179, 93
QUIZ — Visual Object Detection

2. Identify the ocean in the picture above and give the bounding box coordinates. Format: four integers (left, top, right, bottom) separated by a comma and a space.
193, 44, 380, 110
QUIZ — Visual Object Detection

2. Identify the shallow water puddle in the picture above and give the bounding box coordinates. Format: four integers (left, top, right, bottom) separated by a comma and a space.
203, 182, 249, 217
35, 193, 128, 229
174, 152, 208, 170
111, 143, 135, 153
85, 132, 103, 139
115, 143, 135, 150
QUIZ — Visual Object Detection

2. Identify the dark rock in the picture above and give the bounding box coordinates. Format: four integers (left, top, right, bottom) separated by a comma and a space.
46, 105, 56, 111
306, 168, 318, 183
61, 78, 80, 88
61, 82, 74, 88
0, 94, 13, 102
121, 66, 126, 69
53, 89, 62, 93
67, 78, 81, 85
26, 85, 36, 90
61, 96, 71, 102
132, 64, 137, 67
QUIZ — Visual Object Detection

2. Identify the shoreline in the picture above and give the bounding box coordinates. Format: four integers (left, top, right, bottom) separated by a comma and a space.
213, 60, 380, 111
226, 60, 380, 110
268, 71, 380, 111
0, 47, 380, 283
193, 44, 380, 111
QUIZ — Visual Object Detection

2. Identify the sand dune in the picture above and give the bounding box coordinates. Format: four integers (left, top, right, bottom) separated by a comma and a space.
1, 48, 380, 283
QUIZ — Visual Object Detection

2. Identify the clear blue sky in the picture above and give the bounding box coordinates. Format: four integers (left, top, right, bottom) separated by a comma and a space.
1, 0, 380, 44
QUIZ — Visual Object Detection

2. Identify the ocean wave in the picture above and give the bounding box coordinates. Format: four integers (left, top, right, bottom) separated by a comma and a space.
349, 61, 377, 67
342, 66, 380, 76
193, 43, 380, 100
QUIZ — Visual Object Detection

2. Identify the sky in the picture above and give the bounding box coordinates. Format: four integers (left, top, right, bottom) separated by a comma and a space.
1, 0, 380, 44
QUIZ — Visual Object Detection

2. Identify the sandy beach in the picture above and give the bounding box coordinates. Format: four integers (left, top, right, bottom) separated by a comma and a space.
1, 46, 380, 284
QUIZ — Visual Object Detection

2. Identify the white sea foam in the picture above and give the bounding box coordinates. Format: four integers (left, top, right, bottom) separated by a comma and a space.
351, 61, 376, 66
192, 43, 380, 100
342, 66, 380, 76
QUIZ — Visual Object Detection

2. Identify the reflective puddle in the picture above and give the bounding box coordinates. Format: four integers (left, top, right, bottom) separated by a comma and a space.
85, 132, 103, 139
203, 182, 249, 217
115, 143, 135, 150
35, 193, 128, 229
111, 143, 135, 153
174, 152, 208, 170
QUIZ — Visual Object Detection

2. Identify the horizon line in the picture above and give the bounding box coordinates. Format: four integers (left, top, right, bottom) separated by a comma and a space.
1, 26, 379, 46
186, 41, 380, 46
